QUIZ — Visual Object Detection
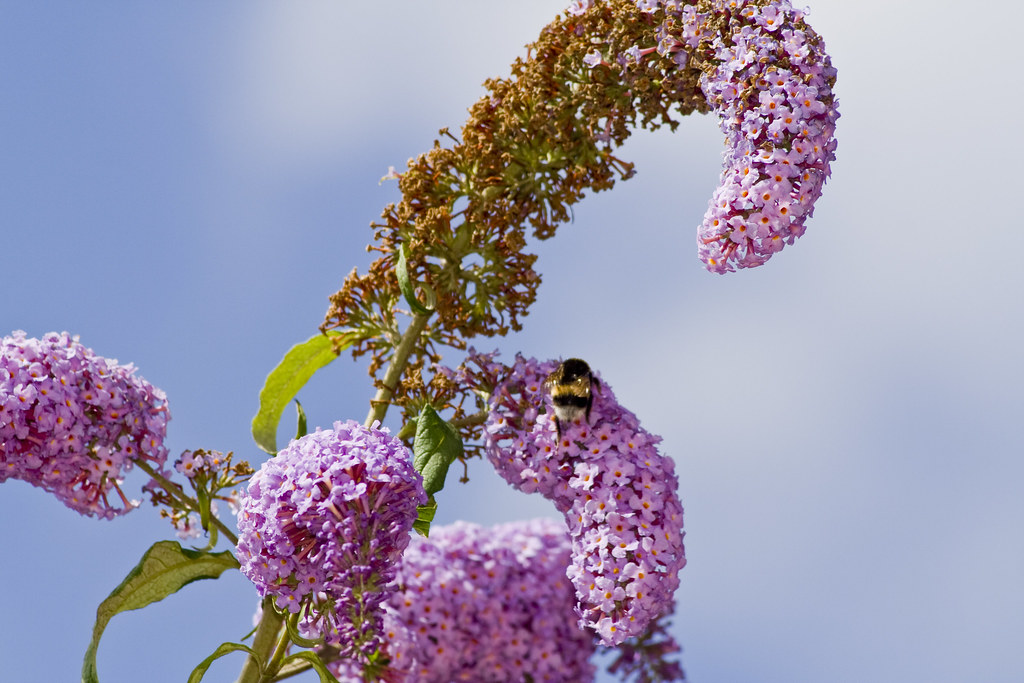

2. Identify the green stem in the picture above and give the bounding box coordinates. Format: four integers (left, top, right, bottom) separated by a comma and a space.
236, 597, 286, 683
364, 311, 431, 428
265, 620, 293, 679
135, 459, 239, 547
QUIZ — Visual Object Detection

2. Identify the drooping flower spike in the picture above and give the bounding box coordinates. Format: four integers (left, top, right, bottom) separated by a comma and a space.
0, 331, 170, 518
235, 420, 426, 661
628, 0, 840, 271
469, 353, 686, 646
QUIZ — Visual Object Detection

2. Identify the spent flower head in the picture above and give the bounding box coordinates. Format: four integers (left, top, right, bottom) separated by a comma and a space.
235, 420, 426, 661
321, 0, 709, 422
0, 330, 170, 518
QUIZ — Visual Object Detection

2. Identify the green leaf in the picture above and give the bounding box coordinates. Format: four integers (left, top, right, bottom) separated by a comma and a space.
396, 245, 431, 315
413, 495, 437, 537
412, 405, 463, 497
295, 399, 308, 440
187, 642, 260, 683
252, 332, 351, 454
82, 541, 239, 683
281, 651, 342, 683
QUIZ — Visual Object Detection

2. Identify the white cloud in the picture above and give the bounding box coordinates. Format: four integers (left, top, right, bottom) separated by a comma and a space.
212, 0, 570, 168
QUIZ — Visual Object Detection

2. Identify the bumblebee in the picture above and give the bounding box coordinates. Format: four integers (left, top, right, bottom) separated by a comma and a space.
544, 358, 599, 436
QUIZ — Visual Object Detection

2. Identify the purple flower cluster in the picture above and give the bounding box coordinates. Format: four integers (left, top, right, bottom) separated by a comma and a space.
635, 0, 839, 272
0, 330, 169, 518
334, 519, 597, 682
479, 354, 686, 646
235, 420, 426, 657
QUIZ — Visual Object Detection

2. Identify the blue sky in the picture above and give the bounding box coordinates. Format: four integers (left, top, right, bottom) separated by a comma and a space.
2, 1, 1022, 682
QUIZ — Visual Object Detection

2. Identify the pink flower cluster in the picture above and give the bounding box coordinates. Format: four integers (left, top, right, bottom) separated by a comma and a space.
235, 420, 426, 657
0, 330, 169, 518
333, 519, 597, 682
666, 0, 839, 271
477, 353, 686, 646
619, 0, 840, 271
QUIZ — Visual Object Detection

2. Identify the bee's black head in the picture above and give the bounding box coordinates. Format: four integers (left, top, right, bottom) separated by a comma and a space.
560, 358, 592, 382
